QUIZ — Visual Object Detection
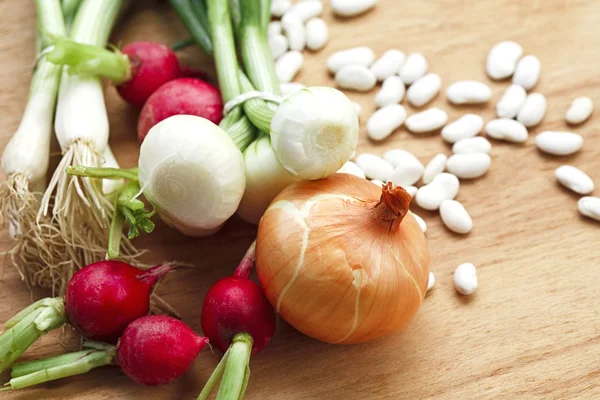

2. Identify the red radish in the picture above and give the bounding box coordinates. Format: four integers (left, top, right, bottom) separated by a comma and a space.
137, 78, 223, 142
197, 242, 276, 399
117, 315, 209, 385
65, 261, 172, 342
4, 316, 209, 390
116, 42, 182, 107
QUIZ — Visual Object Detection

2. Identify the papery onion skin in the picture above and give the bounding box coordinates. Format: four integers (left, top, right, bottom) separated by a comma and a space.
256, 174, 429, 344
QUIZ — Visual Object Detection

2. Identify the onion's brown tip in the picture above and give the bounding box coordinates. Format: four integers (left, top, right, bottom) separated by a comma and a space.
374, 183, 411, 224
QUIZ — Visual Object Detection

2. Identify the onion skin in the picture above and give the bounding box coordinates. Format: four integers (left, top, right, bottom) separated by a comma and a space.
256, 174, 429, 344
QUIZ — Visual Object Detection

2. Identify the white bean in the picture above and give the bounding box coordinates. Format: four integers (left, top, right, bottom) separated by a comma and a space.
578, 197, 600, 222
485, 119, 528, 143
330, 0, 377, 17
512, 55, 540, 90
268, 34, 289, 60
446, 81, 492, 104
280, 82, 306, 98
305, 17, 328, 51
441, 114, 484, 143
375, 76, 405, 107
388, 151, 424, 186
440, 200, 473, 234
275, 51, 304, 83
271, 0, 292, 17
337, 161, 366, 179
446, 153, 491, 179
452, 137, 492, 154
286, 0, 322, 22
517, 93, 546, 127
415, 172, 459, 210
422, 153, 448, 184
370, 49, 406, 81
268, 21, 282, 37
426, 271, 435, 291
535, 131, 583, 156
405, 185, 418, 198
383, 149, 420, 168
335, 65, 377, 91
367, 104, 407, 141
405, 108, 448, 134
486, 41, 523, 80
399, 53, 427, 84
281, 13, 306, 51
326, 46, 375, 73
453, 263, 478, 295
355, 153, 394, 181
566, 96, 593, 125
555, 166, 594, 195
407, 73, 441, 107
412, 212, 428, 233
496, 84, 526, 118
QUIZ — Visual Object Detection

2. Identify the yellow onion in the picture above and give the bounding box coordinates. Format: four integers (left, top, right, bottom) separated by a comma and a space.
256, 174, 429, 344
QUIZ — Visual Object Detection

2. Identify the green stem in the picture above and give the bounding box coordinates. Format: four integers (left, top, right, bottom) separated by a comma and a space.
6, 348, 115, 390
45, 37, 131, 83
170, 0, 214, 55
215, 333, 253, 400
107, 197, 125, 260
117, 181, 156, 240
259, 0, 271, 33
238, 71, 276, 132
172, 37, 195, 51
68, 0, 123, 46
197, 348, 231, 400
61, 0, 83, 30
11, 351, 89, 378
0, 298, 66, 374
65, 166, 139, 182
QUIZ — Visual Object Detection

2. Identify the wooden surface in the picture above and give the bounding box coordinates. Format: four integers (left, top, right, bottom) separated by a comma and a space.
1, 0, 600, 399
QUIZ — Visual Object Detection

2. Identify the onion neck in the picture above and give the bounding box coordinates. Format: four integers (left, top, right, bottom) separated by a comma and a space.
371, 183, 412, 226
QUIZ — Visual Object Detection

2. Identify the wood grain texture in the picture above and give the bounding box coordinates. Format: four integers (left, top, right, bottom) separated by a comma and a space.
1, 0, 599, 399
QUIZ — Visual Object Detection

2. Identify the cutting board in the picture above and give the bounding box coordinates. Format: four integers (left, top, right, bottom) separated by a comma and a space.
1, 0, 599, 399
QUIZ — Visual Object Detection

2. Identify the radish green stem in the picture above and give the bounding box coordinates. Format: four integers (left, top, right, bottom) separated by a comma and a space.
171, 37, 195, 51
215, 333, 253, 400
10, 351, 90, 378
46, 38, 131, 83
65, 166, 139, 182
107, 198, 125, 259
197, 347, 231, 400
5, 348, 115, 390
0, 298, 66, 374
233, 240, 256, 279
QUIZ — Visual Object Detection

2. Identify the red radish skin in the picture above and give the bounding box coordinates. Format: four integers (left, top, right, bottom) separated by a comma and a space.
117, 315, 209, 386
116, 42, 181, 107
64, 261, 171, 343
137, 77, 223, 142
201, 276, 276, 354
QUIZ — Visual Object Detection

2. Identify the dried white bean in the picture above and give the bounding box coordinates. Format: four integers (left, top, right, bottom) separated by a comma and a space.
453, 263, 478, 295
280, 82, 306, 98
286, 0, 322, 22
555, 166, 594, 195
412, 212, 428, 233
388, 151, 424, 186
517, 93, 546, 127
335, 65, 377, 91
367, 104, 407, 141
355, 153, 394, 181
446, 81, 491, 104
566, 96, 593, 125
271, 0, 292, 17
535, 131, 583, 156
399, 53, 427, 84
578, 197, 600, 222
422, 153, 448, 184
370, 179, 384, 187
415, 172, 459, 210
326, 46, 375, 73
486, 41, 523, 80
496, 84, 526, 118
281, 13, 306, 51
275, 51, 304, 83
268, 21, 282, 37
383, 149, 418, 168
446, 153, 491, 179
337, 161, 365, 179
330, 0, 377, 17
441, 114, 484, 143
268, 34, 289, 60
374, 76, 404, 108
512, 55, 540, 90
405, 108, 448, 134
305, 17, 328, 51
440, 200, 473, 234
405, 185, 418, 198
452, 137, 492, 154
370, 49, 406, 81
485, 119, 528, 143
407, 73, 441, 107
427, 272, 435, 291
